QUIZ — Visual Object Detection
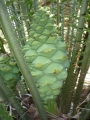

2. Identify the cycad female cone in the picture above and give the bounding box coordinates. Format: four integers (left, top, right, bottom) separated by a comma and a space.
0, 54, 20, 90
23, 7, 69, 103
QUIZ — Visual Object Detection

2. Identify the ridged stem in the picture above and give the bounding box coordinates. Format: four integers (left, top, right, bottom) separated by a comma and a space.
61, 5, 65, 41
73, 32, 90, 114
23, 0, 33, 22
51, 2, 55, 14
66, 1, 78, 59
11, 2, 26, 45
60, 0, 88, 114
0, 37, 6, 53
0, 87, 8, 102
6, 0, 26, 46
19, 0, 30, 31
57, 0, 61, 36
34, 0, 38, 12
0, 1, 48, 120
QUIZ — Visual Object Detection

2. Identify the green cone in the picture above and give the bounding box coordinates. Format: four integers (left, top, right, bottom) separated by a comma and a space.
23, 7, 70, 103
0, 54, 20, 90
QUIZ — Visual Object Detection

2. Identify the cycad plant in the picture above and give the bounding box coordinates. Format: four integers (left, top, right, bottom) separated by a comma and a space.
22, 6, 69, 114
0, 0, 90, 120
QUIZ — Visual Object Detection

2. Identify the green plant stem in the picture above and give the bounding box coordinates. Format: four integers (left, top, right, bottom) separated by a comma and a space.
11, 2, 26, 46
60, 0, 88, 114
17, 80, 27, 95
5, 1, 26, 46
61, 8, 64, 41
73, 32, 90, 114
57, 0, 61, 36
34, 0, 38, 12
51, 2, 54, 14
65, 1, 72, 48
0, 74, 28, 120
0, 88, 8, 102
24, 0, 33, 20
0, 37, 6, 53
19, 0, 30, 31
0, 1, 48, 120
45, 101, 58, 115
